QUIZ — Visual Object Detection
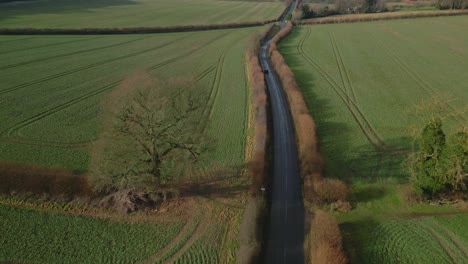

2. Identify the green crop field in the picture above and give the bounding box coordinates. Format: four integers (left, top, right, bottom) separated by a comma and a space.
0, 0, 284, 28
280, 16, 468, 263
0, 27, 257, 171
0, 195, 245, 263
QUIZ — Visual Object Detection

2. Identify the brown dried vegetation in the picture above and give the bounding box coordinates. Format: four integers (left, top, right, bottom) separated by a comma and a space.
268, 22, 347, 205
309, 210, 348, 264
245, 26, 273, 198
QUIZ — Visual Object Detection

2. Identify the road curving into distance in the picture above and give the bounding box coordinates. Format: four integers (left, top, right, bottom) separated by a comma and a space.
260, 3, 305, 264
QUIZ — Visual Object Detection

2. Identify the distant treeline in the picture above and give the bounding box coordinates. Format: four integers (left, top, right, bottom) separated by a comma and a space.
299, 9, 468, 24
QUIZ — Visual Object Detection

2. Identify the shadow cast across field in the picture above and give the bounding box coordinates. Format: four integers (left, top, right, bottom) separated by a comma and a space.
179, 164, 249, 202
340, 217, 381, 264
0, 0, 138, 23
279, 28, 411, 187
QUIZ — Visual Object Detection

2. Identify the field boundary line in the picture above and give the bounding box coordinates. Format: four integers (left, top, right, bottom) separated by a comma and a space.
300, 9, 468, 25
0, 21, 278, 36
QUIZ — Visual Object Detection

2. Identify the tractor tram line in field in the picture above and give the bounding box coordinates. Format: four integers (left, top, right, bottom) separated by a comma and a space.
0, 56, 225, 149
0, 36, 148, 71
0, 36, 100, 56
0, 31, 237, 150
298, 27, 406, 154
147, 31, 231, 72
0, 34, 193, 96
368, 33, 467, 124
329, 31, 358, 104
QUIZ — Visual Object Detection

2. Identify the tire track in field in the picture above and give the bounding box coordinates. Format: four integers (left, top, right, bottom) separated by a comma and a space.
1, 31, 231, 148
202, 45, 230, 130
142, 218, 200, 264
146, 31, 230, 72
329, 31, 357, 103
1, 66, 216, 149
0, 36, 148, 70
0, 34, 193, 96
198, 32, 247, 133
420, 221, 460, 263
368, 34, 467, 124
298, 27, 404, 153
0, 36, 35, 43
0, 36, 99, 56
432, 220, 468, 259
163, 205, 212, 264
328, 31, 389, 147
1, 81, 120, 138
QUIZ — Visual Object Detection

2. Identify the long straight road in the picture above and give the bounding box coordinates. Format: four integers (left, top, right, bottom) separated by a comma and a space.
260, 6, 305, 263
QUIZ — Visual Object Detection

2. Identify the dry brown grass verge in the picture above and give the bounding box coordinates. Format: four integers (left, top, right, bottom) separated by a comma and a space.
268, 21, 347, 205
308, 210, 347, 264
0, 161, 91, 199
237, 25, 274, 264
300, 9, 468, 25
246, 25, 273, 198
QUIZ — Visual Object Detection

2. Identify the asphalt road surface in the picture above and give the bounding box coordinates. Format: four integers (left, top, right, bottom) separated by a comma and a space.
260, 9, 305, 264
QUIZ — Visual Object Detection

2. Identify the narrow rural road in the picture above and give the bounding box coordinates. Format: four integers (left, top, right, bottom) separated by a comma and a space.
260, 4, 305, 264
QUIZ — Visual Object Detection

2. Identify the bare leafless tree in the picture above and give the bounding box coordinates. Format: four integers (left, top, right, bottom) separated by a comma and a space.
90, 72, 207, 193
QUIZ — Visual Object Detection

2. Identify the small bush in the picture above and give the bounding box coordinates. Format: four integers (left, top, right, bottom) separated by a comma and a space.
314, 178, 349, 204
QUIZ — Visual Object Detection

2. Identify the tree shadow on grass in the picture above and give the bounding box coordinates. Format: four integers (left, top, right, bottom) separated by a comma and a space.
340, 217, 381, 264
280, 27, 413, 189
178, 164, 249, 202
0, 0, 138, 23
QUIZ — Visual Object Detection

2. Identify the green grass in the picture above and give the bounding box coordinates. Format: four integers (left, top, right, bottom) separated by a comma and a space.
280, 16, 468, 263
0, 203, 184, 263
0, 0, 284, 28
281, 16, 468, 183
0, 27, 257, 171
